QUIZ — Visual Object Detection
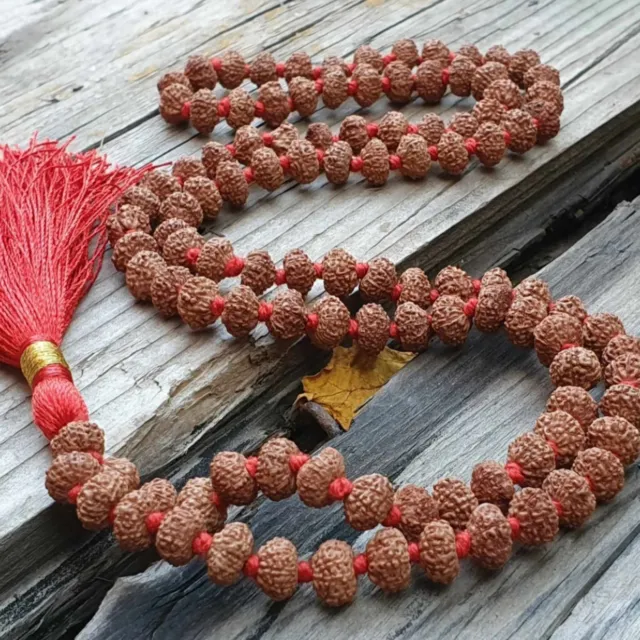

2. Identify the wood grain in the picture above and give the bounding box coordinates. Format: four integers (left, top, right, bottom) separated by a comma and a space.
78, 197, 640, 639
1, 0, 640, 637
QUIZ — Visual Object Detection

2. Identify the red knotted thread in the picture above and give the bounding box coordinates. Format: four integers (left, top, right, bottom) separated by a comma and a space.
0, 139, 149, 439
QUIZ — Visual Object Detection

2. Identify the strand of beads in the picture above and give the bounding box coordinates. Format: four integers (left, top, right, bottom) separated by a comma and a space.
44, 367, 640, 604
117, 92, 559, 229
158, 39, 562, 140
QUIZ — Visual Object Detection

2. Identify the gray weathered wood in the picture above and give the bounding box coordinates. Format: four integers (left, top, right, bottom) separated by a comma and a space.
1, 0, 640, 637
78, 197, 640, 639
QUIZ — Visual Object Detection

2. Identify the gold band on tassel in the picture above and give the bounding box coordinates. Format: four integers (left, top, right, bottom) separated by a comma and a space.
20, 341, 70, 388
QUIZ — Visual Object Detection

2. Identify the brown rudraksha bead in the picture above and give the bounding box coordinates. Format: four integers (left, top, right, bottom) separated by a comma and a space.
322, 249, 358, 297
339, 115, 369, 153
252, 147, 285, 191
183, 176, 222, 219
355, 304, 391, 355
366, 528, 411, 593
433, 478, 478, 531
195, 237, 234, 281
505, 295, 548, 348
162, 227, 204, 269
415, 60, 446, 103
352, 63, 383, 107
546, 385, 598, 429
361, 138, 390, 186
378, 111, 408, 151
151, 265, 191, 317
583, 313, 625, 358
256, 438, 300, 501
154, 219, 188, 250
421, 39, 450, 68
397, 267, 431, 308
287, 139, 320, 184
468, 503, 512, 569
126, 250, 167, 302
437, 131, 469, 175
207, 522, 254, 585
177, 276, 218, 329
507, 432, 555, 487
503, 109, 537, 154
359, 257, 397, 301
419, 520, 459, 584
216, 161, 249, 207
471, 61, 509, 100
572, 447, 624, 502
383, 60, 414, 103
484, 78, 523, 109
533, 312, 583, 366
210, 451, 258, 506
549, 347, 602, 390
448, 55, 476, 96
202, 141, 234, 178
107, 204, 151, 247
604, 353, 640, 388
113, 479, 177, 552
177, 477, 225, 533
416, 113, 445, 146
602, 334, 640, 366
45, 451, 102, 503
354, 44, 384, 72
600, 384, 640, 429
322, 68, 348, 110
470, 460, 515, 512
259, 81, 290, 128
457, 44, 483, 66
156, 505, 204, 566
509, 49, 541, 87
112, 231, 158, 272
508, 487, 559, 545
50, 421, 105, 458
534, 410, 585, 467
586, 416, 640, 466
430, 295, 471, 346
485, 45, 511, 67
396, 133, 431, 179
267, 289, 307, 340
474, 284, 512, 332
542, 469, 595, 528
344, 473, 394, 531
159, 191, 203, 227
118, 189, 158, 225
283, 249, 317, 296
474, 122, 506, 167
394, 302, 431, 351
256, 537, 299, 601
190, 90, 219, 135
311, 540, 357, 607
434, 265, 474, 299
472, 98, 506, 125
305, 122, 334, 150
550, 295, 588, 323
324, 141, 353, 185
297, 447, 345, 508
449, 112, 479, 139
289, 77, 318, 117
141, 170, 182, 202
310, 296, 351, 350
76, 460, 140, 530
210, 451, 258, 505
221, 285, 260, 338
393, 484, 439, 542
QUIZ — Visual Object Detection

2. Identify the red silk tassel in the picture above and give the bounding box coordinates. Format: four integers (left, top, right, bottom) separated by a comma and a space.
0, 138, 149, 439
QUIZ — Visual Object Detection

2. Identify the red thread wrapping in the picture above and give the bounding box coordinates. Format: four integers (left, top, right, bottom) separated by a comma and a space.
353, 553, 368, 575
275, 268, 287, 285
192, 532, 213, 556
258, 302, 273, 322
382, 505, 402, 527
223, 256, 245, 278
350, 156, 364, 172
348, 319, 359, 339
243, 554, 260, 578
408, 542, 420, 563
508, 516, 521, 540
391, 283, 403, 302
389, 322, 399, 339
297, 560, 314, 583
211, 296, 226, 318
245, 456, 259, 477
328, 477, 353, 501
185, 247, 201, 266
355, 262, 369, 279
455, 531, 471, 558
289, 453, 310, 474
306, 313, 319, 332
505, 462, 525, 486
145, 511, 166, 534
463, 298, 478, 317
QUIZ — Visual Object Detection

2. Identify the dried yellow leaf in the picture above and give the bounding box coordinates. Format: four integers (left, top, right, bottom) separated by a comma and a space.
297, 346, 415, 430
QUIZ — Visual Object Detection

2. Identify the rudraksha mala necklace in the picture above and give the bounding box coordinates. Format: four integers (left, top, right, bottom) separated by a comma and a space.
150, 40, 563, 212
158, 39, 563, 142
3, 139, 639, 608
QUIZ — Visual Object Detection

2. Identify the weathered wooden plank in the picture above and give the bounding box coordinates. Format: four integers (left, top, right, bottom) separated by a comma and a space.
1, 0, 640, 637
1, 112, 638, 640
79, 197, 640, 639
550, 533, 640, 639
